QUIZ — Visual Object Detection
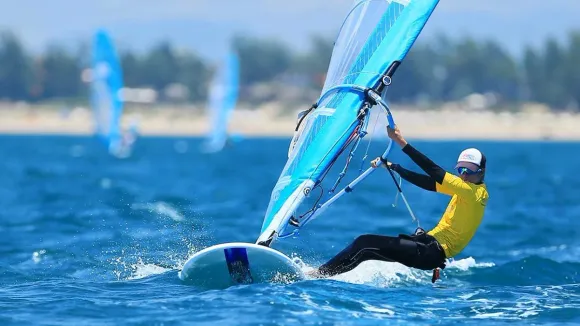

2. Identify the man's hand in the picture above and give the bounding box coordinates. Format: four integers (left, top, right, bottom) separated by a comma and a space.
387, 125, 408, 147
371, 157, 391, 169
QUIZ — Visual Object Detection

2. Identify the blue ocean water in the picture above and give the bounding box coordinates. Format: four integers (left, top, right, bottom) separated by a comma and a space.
1, 136, 579, 325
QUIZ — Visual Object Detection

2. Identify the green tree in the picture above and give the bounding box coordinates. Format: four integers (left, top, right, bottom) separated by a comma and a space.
432, 38, 521, 102
140, 42, 180, 93
120, 51, 143, 88
542, 37, 568, 107
0, 31, 31, 100
479, 40, 521, 101
524, 37, 572, 108
523, 47, 543, 103
563, 32, 580, 109
290, 35, 334, 87
233, 35, 292, 85
389, 43, 443, 103
176, 51, 210, 101
38, 44, 82, 99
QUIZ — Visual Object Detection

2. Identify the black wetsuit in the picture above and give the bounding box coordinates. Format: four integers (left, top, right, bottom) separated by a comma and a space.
317, 144, 447, 277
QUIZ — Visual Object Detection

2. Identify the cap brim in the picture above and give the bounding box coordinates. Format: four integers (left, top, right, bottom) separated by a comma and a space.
455, 161, 480, 171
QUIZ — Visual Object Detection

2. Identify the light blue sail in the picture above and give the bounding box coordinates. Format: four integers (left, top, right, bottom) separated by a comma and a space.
202, 50, 240, 153
257, 0, 439, 246
91, 29, 125, 156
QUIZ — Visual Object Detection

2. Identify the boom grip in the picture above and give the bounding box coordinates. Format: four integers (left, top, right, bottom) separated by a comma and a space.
367, 89, 395, 130
387, 114, 395, 129
382, 113, 396, 160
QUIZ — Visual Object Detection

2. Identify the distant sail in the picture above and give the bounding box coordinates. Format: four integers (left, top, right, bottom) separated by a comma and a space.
91, 29, 125, 155
202, 50, 240, 153
258, 0, 439, 246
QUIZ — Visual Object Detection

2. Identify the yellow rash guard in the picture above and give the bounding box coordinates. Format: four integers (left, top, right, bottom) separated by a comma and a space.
428, 172, 489, 258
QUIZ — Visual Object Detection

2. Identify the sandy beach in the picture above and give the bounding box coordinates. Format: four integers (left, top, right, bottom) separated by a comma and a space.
1, 102, 579, 140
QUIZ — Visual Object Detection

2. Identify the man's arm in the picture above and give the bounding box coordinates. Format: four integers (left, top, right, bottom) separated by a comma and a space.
401, 144, 474, 198
387, 125, 474, 198
400, 144, 446, 184
390, 164, 436, 192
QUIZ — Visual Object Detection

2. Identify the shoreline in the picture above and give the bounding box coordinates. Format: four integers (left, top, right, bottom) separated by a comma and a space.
1, 104, 580, 140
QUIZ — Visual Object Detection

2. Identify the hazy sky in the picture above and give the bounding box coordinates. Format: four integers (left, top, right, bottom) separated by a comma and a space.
2, 0, 580, 58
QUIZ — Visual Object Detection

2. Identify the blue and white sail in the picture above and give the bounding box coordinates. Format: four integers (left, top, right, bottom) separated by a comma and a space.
257, 0, 439, 246
202, 50, 240, 153
90, 29, 126, 156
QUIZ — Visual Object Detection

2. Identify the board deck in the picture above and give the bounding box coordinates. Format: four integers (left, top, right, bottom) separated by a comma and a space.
178, 242, 305, 289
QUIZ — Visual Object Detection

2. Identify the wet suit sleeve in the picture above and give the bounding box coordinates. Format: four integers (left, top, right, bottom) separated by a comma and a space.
401, 143, 446, 183
390, 164, 436, 192
401, 143, 473, 197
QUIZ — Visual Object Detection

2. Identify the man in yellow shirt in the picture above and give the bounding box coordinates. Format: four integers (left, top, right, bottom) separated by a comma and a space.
308, 125, 489, 282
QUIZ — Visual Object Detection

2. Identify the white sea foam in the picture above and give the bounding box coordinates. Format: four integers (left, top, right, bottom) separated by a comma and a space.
128, 259, 172, 280
131, 201, 185, 222
32, 249, 47, 264
446, 257, 495, 271
295, 255, 494, 287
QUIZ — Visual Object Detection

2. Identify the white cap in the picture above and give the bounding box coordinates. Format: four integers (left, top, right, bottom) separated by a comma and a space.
456, 148, 486, 171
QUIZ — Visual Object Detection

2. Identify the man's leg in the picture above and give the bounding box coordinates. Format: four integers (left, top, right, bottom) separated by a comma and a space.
313, 234, 421, 277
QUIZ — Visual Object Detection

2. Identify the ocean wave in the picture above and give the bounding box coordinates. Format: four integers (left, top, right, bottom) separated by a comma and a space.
456, 255, 580, 286
293, 254, 579, 289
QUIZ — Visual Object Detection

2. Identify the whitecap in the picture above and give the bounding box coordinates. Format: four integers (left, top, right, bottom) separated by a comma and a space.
446, 257, 495, 271
32, 249, 47, 264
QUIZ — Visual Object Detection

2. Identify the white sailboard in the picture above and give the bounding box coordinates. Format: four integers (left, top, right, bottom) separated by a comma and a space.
178, 243, 303, 289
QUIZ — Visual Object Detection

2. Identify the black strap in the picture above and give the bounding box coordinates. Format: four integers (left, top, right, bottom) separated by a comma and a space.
295, 103, 318, 132
385, 162, 403, 193
402, 144, 446, 184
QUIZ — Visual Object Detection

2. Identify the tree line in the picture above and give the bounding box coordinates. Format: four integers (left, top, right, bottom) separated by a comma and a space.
0, 29, 579, 110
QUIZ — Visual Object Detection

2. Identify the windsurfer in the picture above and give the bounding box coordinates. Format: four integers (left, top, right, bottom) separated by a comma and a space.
308, 125, 489, 282
121, 129, 136, 148
225, 137, 234, 148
